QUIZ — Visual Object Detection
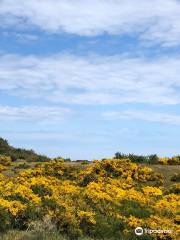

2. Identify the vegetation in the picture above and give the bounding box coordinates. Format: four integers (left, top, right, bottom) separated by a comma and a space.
0, 230, 72, 240
171, 173, 180, 182
0, 138, 179, 239
0, 138, 49, 162
114, 152, 180, 165
0, 157, 179, 239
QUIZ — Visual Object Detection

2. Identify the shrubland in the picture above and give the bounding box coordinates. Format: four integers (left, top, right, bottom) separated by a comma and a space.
0, 138, 49, 162
0, 156, 179, 240
114, 152, 180, 165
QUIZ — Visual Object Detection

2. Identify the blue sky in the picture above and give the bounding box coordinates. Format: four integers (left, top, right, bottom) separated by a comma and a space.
1, 0, 180, 159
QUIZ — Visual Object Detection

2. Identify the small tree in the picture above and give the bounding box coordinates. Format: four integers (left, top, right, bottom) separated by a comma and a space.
148, 154, 159, 164
114, 152, 127, 159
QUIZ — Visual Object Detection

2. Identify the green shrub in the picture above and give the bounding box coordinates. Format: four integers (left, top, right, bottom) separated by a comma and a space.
168, 156, 180, 165
42, 198, 59, 210
14, 163, 30, 170
148, 154, 159, 164
81, 161, 89, 165
91, 214, 125, 240
5, 193, 29, 204
119, 200, 153, 218
167, 184, 180, 194
171, 173, 180, 182
0, 138, 50, 162
0, 207, 11, 233
13, 206, 43, 230
31, 185, 52, 197
0, 156, 12, 166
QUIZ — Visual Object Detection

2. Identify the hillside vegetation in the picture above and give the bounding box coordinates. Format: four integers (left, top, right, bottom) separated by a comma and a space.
0, 138, 179, 240
0, 138, 49, 162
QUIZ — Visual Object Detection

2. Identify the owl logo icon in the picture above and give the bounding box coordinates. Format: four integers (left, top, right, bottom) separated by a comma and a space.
135, 227, 144, 236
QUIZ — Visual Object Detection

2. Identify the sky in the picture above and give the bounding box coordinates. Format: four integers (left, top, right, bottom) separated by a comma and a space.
1, 0, 180, 160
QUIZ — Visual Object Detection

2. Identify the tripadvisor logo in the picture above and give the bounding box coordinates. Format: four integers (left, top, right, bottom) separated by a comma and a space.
135, 227, 144, 236
135, 227, 172, 236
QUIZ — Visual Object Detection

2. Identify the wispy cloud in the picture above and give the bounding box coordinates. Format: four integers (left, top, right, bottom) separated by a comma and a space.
103, 110, 180, 125
1, 0, 180, 46
2, 32, 39, 42
0, 53, 180, 105
0, 105, 71, 122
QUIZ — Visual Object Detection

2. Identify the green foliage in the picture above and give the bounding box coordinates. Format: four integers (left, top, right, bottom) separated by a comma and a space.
148, 154, 159, 164
14, 163, 30, 170
114, 152, 155, 164
114, 152, 180, 165
171, 173, 180, 182
119, 200, 153, 218
81, 161, 89, 165
0, 156, 12, 166
168, 156, 180, 165
13, 206, 43, 230
42, 199, 59, 210
31, 185, 52, 197
5, 194, 29, 204
90, 214, 125, 240
64, 158, 71, 162
130, 235, 153, 240
0, 207, 11, 233
0, 230, 69, 240
167, 184, 180, 194
0, 138, 49, 162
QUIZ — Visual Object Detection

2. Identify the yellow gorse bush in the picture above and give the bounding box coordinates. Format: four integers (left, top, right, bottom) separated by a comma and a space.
0, 158, 179, 239
0, 156, 12, 167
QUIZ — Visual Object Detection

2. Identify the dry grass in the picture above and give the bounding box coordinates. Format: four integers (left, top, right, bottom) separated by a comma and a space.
0, 230, 96, 240
141, 164, 180, 187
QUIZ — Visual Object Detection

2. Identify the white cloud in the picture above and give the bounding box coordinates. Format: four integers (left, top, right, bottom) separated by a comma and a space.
0, 0, 180, 46
0, 131, 78, 141
0, 53, 180, 105
103, 110, 180, 125
0, 105, 71, 122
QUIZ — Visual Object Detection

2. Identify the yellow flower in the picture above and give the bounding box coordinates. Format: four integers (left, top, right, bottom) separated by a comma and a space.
142, 186, 162, 196
78, 210, 96, 224
127, 215, 144, 228
0, 198, 26, 216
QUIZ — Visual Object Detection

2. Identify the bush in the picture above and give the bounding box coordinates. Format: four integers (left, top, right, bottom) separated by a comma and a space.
81, 161, 89, 165
167, 184, 180, 194
119, 200, 153, 219
148, 154, 159, 164
0, 138, 50, 162
114, 152, 159, 164
13, 206, 43, 230
0, 207, 11, 233
14, 163, 30, 170
114, 152, 180, 165
114, 152, 149, 163
171, 173, 180, 182
0, 156, 12, 166
168, 156, 180, 165
31, 185, 52, 197
91, 214, 125, 240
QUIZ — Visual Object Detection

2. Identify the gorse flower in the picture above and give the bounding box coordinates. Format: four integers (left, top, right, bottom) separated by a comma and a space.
0, 159, 178, 239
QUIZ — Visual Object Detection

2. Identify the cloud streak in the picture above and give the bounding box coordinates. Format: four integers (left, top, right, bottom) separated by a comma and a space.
103, 110, 180, 125
1, 0, 180, 46
0, 105, 71, 122
0, 53, 180, 105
